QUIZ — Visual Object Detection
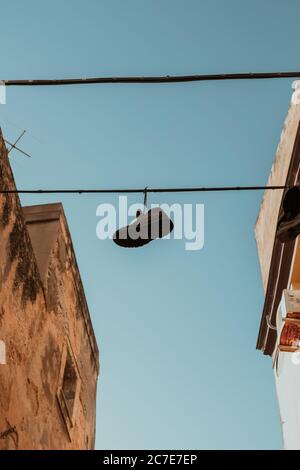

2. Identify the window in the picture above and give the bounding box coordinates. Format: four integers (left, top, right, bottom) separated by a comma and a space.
57, 342, 80, 438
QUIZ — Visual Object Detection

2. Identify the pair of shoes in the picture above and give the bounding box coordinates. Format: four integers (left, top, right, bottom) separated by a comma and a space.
113, 207, 174, 248
277, 187, 300, 242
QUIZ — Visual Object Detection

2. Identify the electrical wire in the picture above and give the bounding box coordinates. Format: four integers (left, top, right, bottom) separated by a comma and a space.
0, 185, 291, 195
2, 70, 298, 196
3, 71, 300, 86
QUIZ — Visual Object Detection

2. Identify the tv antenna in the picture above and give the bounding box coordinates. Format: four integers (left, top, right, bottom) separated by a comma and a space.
4, 130, 32, 158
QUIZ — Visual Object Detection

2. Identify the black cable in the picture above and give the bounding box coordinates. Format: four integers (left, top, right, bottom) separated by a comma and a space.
3, 71, 300, 86
0, 185, 290, 194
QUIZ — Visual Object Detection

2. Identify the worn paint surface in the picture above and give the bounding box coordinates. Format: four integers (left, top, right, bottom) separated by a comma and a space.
255, 101, 300, 291
0, 130, 99, 449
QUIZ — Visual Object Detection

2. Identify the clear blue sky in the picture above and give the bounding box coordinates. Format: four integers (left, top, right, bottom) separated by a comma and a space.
1, 0, 299, 449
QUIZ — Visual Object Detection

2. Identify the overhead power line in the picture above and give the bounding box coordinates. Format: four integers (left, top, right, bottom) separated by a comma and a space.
3, 71, 300, 87
0, 185, 290, 195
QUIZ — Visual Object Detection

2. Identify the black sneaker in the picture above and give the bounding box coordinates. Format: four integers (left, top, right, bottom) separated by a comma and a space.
113, 207, 174, 248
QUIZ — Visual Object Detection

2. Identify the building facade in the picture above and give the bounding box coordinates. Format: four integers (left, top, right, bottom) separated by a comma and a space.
0, 129, 99, 449
256, 88, 300, 449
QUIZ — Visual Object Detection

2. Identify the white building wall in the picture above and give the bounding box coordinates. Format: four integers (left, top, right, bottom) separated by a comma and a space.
275, 351, 300, 449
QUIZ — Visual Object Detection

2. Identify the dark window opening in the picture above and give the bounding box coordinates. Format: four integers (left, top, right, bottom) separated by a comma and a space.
61, 351, 77, 418
57, 343, 80, 439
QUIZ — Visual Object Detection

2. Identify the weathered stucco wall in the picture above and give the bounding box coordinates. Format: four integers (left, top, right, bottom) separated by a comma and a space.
255, 100, 300, 291
0, 130, 99, 449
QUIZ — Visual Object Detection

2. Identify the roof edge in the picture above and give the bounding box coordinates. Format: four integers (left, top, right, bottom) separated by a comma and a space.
257, 121, 300, 355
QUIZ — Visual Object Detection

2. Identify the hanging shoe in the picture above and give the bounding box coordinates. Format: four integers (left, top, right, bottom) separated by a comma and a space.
113, 207, 174, 248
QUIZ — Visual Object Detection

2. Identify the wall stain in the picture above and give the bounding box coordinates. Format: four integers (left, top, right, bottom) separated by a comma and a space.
9, 219, 41, 305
